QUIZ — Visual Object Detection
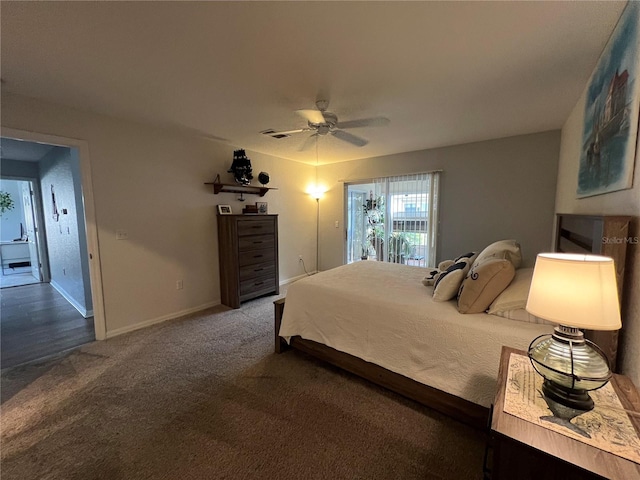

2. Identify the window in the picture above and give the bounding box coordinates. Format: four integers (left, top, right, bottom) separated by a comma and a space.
346, 172, 440, 267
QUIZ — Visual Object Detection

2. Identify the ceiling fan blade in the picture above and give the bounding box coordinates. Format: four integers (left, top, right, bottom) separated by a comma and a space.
298, 134, 318, 151
336, 117, 390, 129
262, 127, 311, 136
296, 109, 326, 124
332, 130, 368, 147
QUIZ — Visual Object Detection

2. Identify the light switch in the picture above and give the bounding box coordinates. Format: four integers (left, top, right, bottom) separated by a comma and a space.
116, 230, 128, 240
334, 220, 339, 228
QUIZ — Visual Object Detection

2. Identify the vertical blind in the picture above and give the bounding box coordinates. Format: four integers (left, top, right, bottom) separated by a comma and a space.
371, 171, 440, 267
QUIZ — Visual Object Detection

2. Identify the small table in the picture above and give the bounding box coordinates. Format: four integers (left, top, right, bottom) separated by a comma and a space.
488, 346, 640, 480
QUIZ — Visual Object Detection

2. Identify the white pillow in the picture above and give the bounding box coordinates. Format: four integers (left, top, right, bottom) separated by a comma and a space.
472, 239, 522, 270
491, 308, 554, 326
487, 268, 534, 314
433, 258, 472, 302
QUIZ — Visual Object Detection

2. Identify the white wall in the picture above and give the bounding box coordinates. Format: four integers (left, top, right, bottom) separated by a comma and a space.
318, 131, 561, 270
556, 92, 640, 387
1, 92, 316, 336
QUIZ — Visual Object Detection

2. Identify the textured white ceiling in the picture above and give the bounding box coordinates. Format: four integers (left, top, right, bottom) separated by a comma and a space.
0, 1, 626, 164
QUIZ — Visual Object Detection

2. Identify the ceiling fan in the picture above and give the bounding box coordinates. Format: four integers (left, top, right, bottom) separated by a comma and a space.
261, 100, 389, 150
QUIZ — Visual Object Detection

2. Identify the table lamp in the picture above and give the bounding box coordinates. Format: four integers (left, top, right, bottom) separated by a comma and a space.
526, 253, 621, 413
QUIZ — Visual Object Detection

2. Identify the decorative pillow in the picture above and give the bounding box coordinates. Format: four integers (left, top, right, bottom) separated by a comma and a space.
433, 258, 472, 302
472, 240, 522, 270
487, 268, 534, 314
422, 268, 442, 286
454, 251, 478, 264
457, 258, 516, 313
438, 259, 455, 271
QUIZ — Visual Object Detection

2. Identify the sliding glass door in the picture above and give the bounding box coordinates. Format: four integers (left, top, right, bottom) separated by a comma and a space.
346, 172, 440, 267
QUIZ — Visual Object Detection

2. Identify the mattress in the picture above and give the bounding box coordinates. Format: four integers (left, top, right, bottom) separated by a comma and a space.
279, 261, 554, 407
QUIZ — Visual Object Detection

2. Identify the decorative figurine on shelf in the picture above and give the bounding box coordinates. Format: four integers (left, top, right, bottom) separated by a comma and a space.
228, 149, 254, 185
258, 171, 270, 186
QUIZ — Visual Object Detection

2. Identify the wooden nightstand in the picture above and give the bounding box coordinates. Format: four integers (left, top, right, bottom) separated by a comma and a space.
486, 346, 640, 480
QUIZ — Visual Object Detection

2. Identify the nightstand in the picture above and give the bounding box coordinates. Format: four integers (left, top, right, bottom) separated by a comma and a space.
486, 346, 640, 480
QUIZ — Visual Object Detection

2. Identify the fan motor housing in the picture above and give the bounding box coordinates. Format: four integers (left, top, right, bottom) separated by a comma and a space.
309, 111, 338, 135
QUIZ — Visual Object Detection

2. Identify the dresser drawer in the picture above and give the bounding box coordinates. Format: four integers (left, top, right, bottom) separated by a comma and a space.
238, 234, 275, 252
239, 248, 275, 267
237, 219, 275, 236
240, 274, 277, 296
239, 262, 276, 281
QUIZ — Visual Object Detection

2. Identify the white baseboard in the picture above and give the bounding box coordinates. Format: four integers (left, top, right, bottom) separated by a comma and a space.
50, 280, 92, 318
105, 300, 220, 339
280, 271, 318, 287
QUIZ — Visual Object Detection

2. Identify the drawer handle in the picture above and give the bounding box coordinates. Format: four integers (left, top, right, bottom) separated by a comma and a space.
253, 241, 264, 244
253, 254, 263, 258
251, 226, 262, 229
255, 281, 264, 286
254, 268, 264, 272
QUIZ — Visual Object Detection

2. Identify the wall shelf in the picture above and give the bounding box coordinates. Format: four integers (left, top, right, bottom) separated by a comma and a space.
205, 175, 276, 197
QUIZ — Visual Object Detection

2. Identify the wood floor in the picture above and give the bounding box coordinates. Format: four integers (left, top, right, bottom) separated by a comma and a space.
1, 283, 95, 369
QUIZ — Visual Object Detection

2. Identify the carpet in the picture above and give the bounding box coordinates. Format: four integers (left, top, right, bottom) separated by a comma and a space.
1, 289, 487, 479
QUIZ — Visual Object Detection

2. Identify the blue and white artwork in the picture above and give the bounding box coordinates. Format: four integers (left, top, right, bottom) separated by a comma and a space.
578, 2, 640, 198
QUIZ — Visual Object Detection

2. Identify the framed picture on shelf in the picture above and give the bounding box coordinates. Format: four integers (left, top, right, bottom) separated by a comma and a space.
217, 204, 232, 215
256, 202, 268, 214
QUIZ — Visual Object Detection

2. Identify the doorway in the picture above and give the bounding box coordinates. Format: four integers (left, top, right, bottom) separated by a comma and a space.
345, 172, 440, 268
0, 131, 105, 367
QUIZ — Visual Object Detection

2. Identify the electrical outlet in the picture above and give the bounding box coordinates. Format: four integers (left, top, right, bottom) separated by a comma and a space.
176, 280, 184, 290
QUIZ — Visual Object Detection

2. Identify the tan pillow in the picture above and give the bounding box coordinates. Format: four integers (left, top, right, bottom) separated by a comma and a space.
487, 268, 534, 314
457, 258, 516, 314
472, 239, 522, 270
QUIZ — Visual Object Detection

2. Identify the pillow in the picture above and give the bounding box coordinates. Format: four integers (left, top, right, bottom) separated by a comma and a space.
421, 268, 442, 286
432, 258, 472, 302
457, 258, 516, 313
491, 308, 554, 326
487, 268, 534, 314
454, 251, 478, 264
472, 240, 522, 270
438, 259, 455, 271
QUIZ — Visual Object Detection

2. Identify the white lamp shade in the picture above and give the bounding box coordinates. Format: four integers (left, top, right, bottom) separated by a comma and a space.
526, 253, 621, 330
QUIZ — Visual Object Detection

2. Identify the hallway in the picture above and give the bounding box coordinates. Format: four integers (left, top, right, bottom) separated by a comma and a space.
1, 283, 95, 369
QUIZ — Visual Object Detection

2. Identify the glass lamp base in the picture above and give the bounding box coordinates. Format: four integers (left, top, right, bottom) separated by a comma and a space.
542, 378, 594, 413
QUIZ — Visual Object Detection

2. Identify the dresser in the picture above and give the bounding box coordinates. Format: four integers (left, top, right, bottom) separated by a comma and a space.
217, 214, 279, 309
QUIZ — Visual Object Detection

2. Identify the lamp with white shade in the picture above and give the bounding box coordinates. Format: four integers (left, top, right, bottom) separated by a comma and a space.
526, 253, 621, 414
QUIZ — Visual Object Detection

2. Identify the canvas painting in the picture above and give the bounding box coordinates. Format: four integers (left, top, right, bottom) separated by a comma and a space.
577, 2, 640, 198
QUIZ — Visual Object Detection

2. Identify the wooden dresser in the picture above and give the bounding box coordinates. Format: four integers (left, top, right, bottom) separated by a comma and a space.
217, 214, 279, 309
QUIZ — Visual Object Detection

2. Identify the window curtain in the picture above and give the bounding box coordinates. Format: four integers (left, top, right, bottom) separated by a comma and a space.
372, 171, 440, 267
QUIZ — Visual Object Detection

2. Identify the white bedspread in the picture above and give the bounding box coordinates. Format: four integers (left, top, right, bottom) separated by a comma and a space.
279, 261, 554, 407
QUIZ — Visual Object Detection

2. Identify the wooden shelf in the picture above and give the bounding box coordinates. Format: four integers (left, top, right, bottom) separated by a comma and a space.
205, 181, 276, 197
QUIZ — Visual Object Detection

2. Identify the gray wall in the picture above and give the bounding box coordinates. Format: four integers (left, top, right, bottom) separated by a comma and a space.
319, 131, 561, 269
39, 147, 93, 315
1, 158, 40, 178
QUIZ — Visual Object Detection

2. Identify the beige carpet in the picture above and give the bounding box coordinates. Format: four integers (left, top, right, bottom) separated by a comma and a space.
1, 289, 486, 479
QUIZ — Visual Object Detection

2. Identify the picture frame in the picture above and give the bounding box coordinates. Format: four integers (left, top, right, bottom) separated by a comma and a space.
217, 204, 232, 215
256, 202, 268, 214
577, 2, 640, 198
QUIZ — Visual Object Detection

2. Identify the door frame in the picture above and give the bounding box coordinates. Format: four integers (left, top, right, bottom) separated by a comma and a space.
2, 127, 107, 340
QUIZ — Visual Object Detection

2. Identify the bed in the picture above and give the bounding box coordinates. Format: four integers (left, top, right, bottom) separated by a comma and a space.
274, 214, 633, 429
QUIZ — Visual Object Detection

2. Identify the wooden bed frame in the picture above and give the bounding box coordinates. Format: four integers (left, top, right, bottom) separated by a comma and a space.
274, 214, 633, 430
